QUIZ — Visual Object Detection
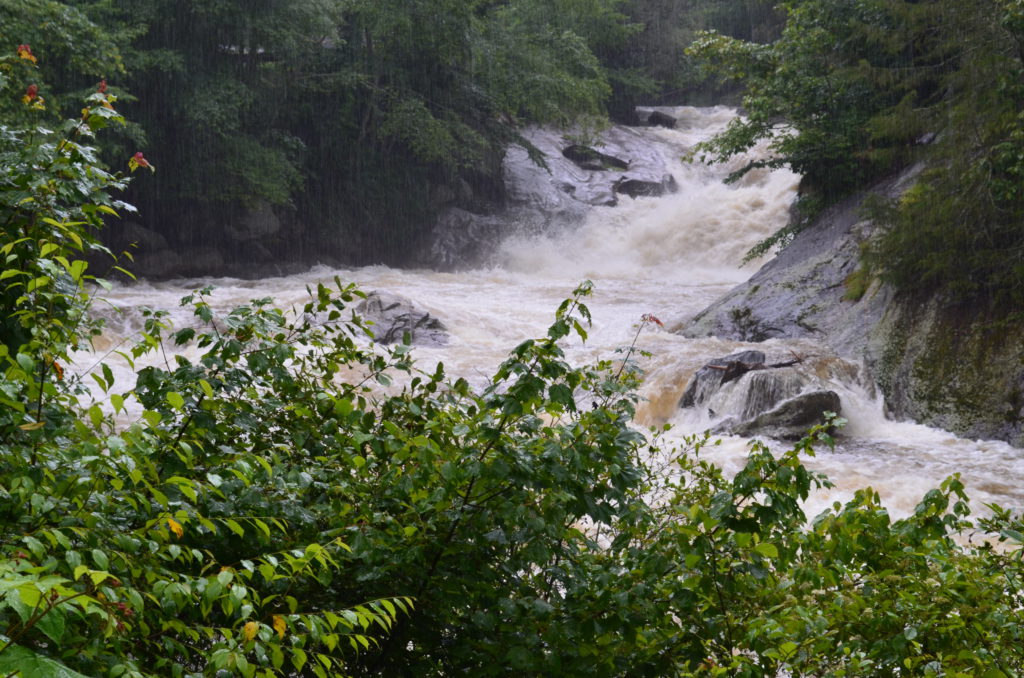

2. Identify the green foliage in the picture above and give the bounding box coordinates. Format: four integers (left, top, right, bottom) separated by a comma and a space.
4, 24, 1024, 678
0, 0, 127, 122
602, 0, 783, 116
59, 0, 642, 264
0, 52, 406, 676
690, 0, 1024, 311
0, 48, 130, 364
689, 0, 941, 199
871, 1, 1024, 310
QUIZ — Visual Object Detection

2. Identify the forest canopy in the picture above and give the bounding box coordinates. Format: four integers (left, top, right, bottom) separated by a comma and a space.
0, 0, 780, 272
690, 0, 1024, 311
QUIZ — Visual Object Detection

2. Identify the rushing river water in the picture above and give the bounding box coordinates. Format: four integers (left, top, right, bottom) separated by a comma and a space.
85, 107, 1024, 523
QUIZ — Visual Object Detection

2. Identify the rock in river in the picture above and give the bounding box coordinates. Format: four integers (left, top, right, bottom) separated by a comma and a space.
729, 390, 842, 440
357, 292, 449, 347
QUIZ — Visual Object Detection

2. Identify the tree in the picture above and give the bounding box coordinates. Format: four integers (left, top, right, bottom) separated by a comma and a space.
56, 0, 643, 270
689, 0, 942, 202
873, 0, 1024, 309
688, 0, 1024, 311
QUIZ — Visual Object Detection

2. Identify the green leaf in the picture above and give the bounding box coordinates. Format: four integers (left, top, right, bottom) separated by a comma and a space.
752, 542, 778, 559
166, 392, 185, 410
34, 607, 66, 644
199, 379, 214, 398
1001, 529, 1023, 543
292, 648, 307, 673
224, 519, 245, 537
0, 643, 91, 678
68, 259, 87, 282
88, 405, 104, 430
548, 383, 575, 410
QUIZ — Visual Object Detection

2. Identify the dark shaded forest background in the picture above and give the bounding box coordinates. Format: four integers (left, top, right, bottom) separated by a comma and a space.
1, 0, 1022, 305
2, 0, 783, 274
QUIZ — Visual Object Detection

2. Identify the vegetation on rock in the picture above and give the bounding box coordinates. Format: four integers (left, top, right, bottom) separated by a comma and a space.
689, 0, 1024, 313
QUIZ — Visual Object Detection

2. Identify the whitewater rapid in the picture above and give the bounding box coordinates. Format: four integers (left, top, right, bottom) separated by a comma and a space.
83, 106, 1024, 523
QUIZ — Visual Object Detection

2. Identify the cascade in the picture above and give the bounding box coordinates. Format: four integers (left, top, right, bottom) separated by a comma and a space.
81, 106, 1024, 522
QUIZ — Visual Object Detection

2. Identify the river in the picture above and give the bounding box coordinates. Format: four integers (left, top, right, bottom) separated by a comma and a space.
85, 107, 1024, 523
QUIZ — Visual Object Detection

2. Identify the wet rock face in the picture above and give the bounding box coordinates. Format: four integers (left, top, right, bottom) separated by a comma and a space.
681, 162, 1024, 446
226, 201, 281, 242
645, 111, 677, 129
428, 118, 683, 267
613, 174, 679, 199
679, 350, 766, 408
561, 145, 630, 171
635, 107, 678, 128
728, 390, 842, 440
680, 352, 843, 440
356, 292, 449, 347
734, 369, 807, 422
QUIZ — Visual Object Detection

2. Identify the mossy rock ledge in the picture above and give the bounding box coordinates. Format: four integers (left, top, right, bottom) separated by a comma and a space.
682, 164, 1024, 446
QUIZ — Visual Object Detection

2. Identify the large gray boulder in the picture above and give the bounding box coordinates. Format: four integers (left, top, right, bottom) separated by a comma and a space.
679, 350, 766, 408
613, 174, 679, 199
645, 111, 677, 129
730, 390, 842, 440
357, 292, 448, 347
636, 107, 678, 128
561, 145, 629, 171
732, 368, 808, 422
680, 349, 845, 440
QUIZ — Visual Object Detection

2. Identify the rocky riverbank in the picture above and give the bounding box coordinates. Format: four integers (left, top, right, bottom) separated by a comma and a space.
683, 165, 1024, 446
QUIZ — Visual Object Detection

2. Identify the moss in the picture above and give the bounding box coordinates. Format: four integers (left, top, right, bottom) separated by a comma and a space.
795, 305, 820, 332
729, 306, 768, 342
900, 302, 1024, 436
842, 268, 870, 302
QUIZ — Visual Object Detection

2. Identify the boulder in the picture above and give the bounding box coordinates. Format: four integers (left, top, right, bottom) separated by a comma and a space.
561, 145, 630, 171
734, 368, 807, 422
646, 111, 677, 129
679, 350, 766, 408
429, 182, 458, 206
175, 247, 225, 277
116, 221, 169, 252
730, 390, 842, 440
614, 174, 679, 199
681, 350, 844, 440
226, 201, 281, 242
129, 250, 183, 279
357, 291, 449, 347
